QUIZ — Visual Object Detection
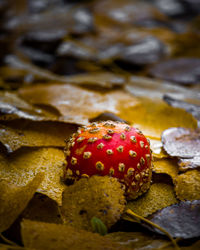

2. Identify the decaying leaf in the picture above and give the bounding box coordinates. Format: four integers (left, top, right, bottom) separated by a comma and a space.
19, 83, 139, 124
153, 159, 179, 182
162, 127, 200, 158
106, 231, 174, 250
148, 200, 200, 239
60, 176, 126, 231
119, 98, 197, 139
123, 183, 178, 219
0, 173, 44, 233
21, 220, 126, 250
0, 121, 77, 153
175, 170, 200, 201
0, 91, 58, 121
178, 156, 200, 172
21, 193, 63, 224
0, 148, 66, 205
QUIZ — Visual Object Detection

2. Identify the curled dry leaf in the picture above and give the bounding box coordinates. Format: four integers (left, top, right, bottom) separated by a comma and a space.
147, 200, 200, 239
60, 176, 126, 231
153, 159, 179, 182
19, 83, 139, 125
123, 183, 178, 219
21, 220, 126, 250
119, 98, 197, 139
22, 193, 62, 224
162, 127, 200, 158
175, 170, 200, 201
0, 91, 58, 121
0, 121, 77, 153
0, 148, 65, 205
0, 173, 44, 233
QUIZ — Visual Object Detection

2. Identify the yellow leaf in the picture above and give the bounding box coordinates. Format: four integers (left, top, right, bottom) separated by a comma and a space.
0, 148, 65, 205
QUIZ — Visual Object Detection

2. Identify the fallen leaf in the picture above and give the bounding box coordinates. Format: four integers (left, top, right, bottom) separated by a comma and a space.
22, 193, 63, 224
153, 159, 179, 182
60, 176, 125, 231
175, 170, 200, 201
0, 121, 77, 153
149, 58, 200, 85
147, 200, 200, 239
0, 148, 65, 205
19, 83, 139, 124
123, 183, 178, 219
0, 91, 58, 121
119, 98, 197, 139
21, 220, 126, 250
67, 72, 126, 89
162, 127, 200, 158
178, 157, 200, 172
149, 138, 168, 159
0, 173, 43, 233
106, 231, 174, 250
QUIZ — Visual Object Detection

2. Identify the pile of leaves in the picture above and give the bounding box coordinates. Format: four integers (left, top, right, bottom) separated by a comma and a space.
0, 0, 200, 249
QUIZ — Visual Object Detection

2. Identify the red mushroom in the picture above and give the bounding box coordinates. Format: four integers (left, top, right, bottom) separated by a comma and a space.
65, 121, 152, 199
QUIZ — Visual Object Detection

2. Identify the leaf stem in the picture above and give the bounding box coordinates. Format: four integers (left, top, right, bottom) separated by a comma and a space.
125, 209, 180, 250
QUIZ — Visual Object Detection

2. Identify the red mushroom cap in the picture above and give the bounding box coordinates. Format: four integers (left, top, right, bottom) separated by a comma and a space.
65, 121, 152, 199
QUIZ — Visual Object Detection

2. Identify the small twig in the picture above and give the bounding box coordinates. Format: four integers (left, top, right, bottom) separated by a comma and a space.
125, 209, 180, 250
0, 233, 18, 247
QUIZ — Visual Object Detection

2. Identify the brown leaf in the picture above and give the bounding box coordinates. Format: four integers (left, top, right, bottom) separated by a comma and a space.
123, 183, 178, 219
19, 83, 139, 124
175, 170, 200, 201
0, 148, 66, 205
0, 91, 58, 121
0, 121, 77, 153
21, 220, 126, 250
22, 194, 63, 224
0, 173, 44, 233
178, 157, 200, 172
153, 159, 179, 182
60, 176, 125, 231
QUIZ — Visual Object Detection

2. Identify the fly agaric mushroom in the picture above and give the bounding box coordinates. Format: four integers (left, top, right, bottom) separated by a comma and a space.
65, 121, 152, 199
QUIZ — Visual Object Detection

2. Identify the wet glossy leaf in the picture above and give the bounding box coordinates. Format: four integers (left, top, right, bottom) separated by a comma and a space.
148, 200, 200, 239
175, 170, 200, 201
0, 121, 77, 153
149, 138, 168, 159
21, 220, 125, 250
150, 58, 200, 85
0, 148, 65, 205
0, 173, 43, 233
124, 183, 177, 219
60, 176, 125, 231
162, 127, 200, 158
19, 83, 139, 124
